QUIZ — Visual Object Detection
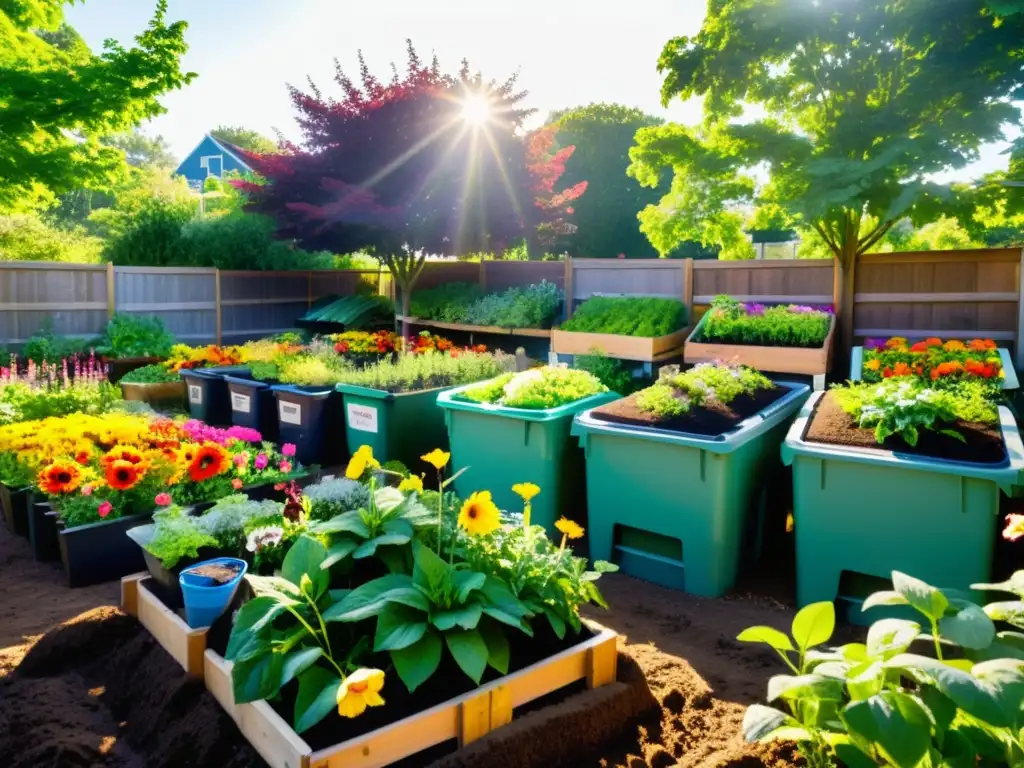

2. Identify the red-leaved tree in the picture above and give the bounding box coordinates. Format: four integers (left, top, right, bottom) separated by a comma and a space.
239, 41, 587, 327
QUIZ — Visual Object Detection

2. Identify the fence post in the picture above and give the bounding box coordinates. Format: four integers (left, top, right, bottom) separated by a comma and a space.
214, 268, 222, 345
106, 263, 116, 319
682, 258, 694, 321
563, 256, 573, 322
832, 256, 841, 310
1016, 248, 1024, 370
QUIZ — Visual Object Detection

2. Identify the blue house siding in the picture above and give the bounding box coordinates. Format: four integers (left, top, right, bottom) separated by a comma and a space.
175, 134, 253, 188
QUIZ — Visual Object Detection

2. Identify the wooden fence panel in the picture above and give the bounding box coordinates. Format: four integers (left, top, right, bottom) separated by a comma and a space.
569, 259, 685, 304
219, 271, 310, 342
413, 262, 482, 292
691, 259, 835, 306
310, 270, 385, 302
0, 263, 108, 344
853, 249, 1021, 343
114, 267, 217, 343
482, 261, 565, 293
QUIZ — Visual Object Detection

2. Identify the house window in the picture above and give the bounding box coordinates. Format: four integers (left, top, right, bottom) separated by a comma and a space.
200, 154, 224, 177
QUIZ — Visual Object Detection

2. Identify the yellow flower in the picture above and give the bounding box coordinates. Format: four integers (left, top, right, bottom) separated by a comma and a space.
336, 668, 386, 718
864, 359, 881, 372
345, 445, 380, 480
555, 517, 585, 540
421, 448, 450, 471
458, 491, 501, 536
511, 482, 541, 502
398, 474, 424, 493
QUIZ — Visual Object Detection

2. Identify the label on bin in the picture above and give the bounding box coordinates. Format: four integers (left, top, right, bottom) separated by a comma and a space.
188, 384, 202, 405
279, 401, 302, 425
231, 393, 251, 414
347, 403, 378, 433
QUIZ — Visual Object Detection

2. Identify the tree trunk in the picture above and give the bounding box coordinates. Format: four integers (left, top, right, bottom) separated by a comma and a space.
837, 242, 859, 377
400, 286, 411, 341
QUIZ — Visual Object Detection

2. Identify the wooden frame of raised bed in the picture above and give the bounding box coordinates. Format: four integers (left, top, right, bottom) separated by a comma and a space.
550, 326, 691, 363
395, 315, 553, 339
684, 313, 836, 387
203, 621, 618, 768
121, 572, 207, 678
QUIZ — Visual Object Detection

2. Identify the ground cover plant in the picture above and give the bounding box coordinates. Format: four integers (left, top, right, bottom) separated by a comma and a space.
696, 295, 833, 349
224, 444, 615, 736
95, 314, 176, 360
861, 337, 1005, 396
739, 569, 1024, 767
335, 350, 514, 394
455, 366, 607, 409
0, 353, 119, 426
560, 297, 688, 337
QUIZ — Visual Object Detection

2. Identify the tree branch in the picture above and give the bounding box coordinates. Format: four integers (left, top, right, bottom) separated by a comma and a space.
857, 218, 897, 254
812, 221, 840, 254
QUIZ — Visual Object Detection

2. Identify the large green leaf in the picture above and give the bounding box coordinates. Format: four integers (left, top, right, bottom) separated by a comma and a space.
412, 540, 451, 593
374, 602, 428, 652
280, 647, 324, 689
225, 596, 284, 661
245, 574, 302, 601
282, 535, 329, 598
312, 510, 370, 538
982, 600, 1024, 627
840, 692, 933, 768
432, 602, 483, 632
846, 661, 885, 701
381, 518, 415, 539
323, 574, 424, 622
973, 573, 1024, 597
791, 602, 834, 651
452, 571, 486, 603
321, 538, 359, 569
391, 630, 443, 692
445, 628, 489, 684
232, 651, 284, 704
861, 590, 909, 612
767, 674, 844, 703
479, 576, 530, 620
938, 602, 996, 650
892, 572, 949, 622
478, 619, 511, 675
741, 704, 791, 742
866, 619, 921, 659
885, 653, 1010, 727
736, 625, 794, 652
544, 607, 567, 640
294, 666, 341, 734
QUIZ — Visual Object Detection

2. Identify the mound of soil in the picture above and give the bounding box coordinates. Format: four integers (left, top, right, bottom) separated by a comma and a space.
591, 387, 785, 436
805, 391, 1005, 464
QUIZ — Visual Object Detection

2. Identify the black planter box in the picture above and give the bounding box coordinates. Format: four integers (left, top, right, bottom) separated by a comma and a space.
180, 366, 250, 426
1, 484, 30, 537
28, 500, 61, 561
59, 512, 154, 588
271, 385, 346, 466
223, 374, 279, 441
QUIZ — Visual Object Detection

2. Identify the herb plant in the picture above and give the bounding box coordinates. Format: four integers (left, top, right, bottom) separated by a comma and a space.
23, 324, 92, 365
336, 350, 513, 393
561, 296, 688, 337
95, 314, 176, 359
698, 295, 832, 348
463, 281, 563, 329
304, 477, 371, 522
574, 353, 640, 395
120, 364, 181, 384
145, 506, 219, 568
409, 282, 483, 322
456, 366, 608, 409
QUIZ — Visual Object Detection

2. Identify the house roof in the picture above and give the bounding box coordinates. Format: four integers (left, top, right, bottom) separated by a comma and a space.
174, 133, 255, 178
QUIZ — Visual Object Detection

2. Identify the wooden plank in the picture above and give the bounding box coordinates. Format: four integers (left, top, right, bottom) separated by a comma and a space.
551, 327, 691, 361
682, 258, 694, 318
221, 297, 333, 307
458, 689, 492, 747
114, 266, 219, 274
854, 328, 1017, 341
215, 269, 222, 346
120, 571, 145, 617
0, 261, 105, 272
1017, 248, 1024, 370
106, 262, 116, 319
133, 577, 208, 678
0, 302, 108, 312
685, 315, 835, 376
572, 258, 684, 270
586, 632, 619, 689
692, 259, 833, 270
692, 294, 832, 305
489, 685, 512, 731
510, 327, 553, 338
859, 248, 1022, 265
117, 302, 218, 312
564, 255, 574, 319
395, 315, 514, 336
855, 292, 1018, 304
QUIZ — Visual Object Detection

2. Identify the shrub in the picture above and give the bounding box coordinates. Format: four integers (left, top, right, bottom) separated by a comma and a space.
103, 202, 194, 266
698, 295, 832, 348
303, 477, 371, 522
277, 352, 352, 387
23, 324, 93, 364
337, 350, 514, 393
120, 364, 180, 383
574, 353, 641, 395
561, 297, 688, 337
0, 214, 103, 263
178, 212, 335, 270
456, 366, 607, 409
95, 314, 176, 359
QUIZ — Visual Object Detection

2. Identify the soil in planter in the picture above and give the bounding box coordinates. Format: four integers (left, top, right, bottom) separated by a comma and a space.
185, 562, 242, 585
805, 390, 1006, 464
591, 386, 786, 436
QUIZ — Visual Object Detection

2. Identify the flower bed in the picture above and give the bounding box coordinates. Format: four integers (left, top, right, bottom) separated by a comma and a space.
1, 353, 119, 426
684, 295, 836, 376
852, 335, 1018, 391
552, 297, 690, 362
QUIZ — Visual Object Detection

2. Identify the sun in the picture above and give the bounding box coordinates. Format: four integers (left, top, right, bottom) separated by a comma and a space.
460, 93, 493, 127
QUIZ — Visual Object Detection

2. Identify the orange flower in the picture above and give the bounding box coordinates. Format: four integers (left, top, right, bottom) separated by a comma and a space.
188, 444, 230, 483
864, 359, 881, 371
931, 361, 964, 380
889, 362, 913, 377
943, 340, 966, 352
910, 341, 929, 353
38, 462, 83, 495
106, 460, 143, 491
102, 445, 145, 467
885, 337, 908, 349
923, 337, 942, 348
965, 359, 998, 379
969, 339, 997, 352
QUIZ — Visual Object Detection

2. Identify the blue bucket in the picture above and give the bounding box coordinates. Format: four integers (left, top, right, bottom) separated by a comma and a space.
179, 557, 248, 628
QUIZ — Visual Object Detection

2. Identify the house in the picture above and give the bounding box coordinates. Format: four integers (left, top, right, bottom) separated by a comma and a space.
174, 134, 253, 189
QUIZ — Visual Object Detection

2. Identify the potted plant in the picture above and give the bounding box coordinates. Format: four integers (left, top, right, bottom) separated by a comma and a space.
179, 557, 248, 628
684, 295, 836, 380
850, 335, 1020, 391
437, 366, 616, 537
336, 349, 514, 470
94, 313, 176, 382
552, 296, 691, 361
119, 364, 185, 408
571, 362, 810, 597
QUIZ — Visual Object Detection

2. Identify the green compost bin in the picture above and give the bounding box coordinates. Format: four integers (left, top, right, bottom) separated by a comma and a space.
336, 384, 455, 469
571, 382, 810, 599
783, 391, 1024, 625
437, 385, 619, 538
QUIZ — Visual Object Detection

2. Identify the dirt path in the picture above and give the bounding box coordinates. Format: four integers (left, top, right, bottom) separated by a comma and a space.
0, 524, 804, 767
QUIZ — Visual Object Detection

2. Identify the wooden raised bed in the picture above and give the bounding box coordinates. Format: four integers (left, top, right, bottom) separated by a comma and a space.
396, 315, 553, 339
684, 313, 836, 378
121, 572, 207, 678
551, 326, 691, 362
204, 621, 618, 768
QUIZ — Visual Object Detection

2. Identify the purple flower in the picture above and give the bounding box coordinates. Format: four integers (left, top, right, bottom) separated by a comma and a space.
281, 443, 296, 457
254, 453, 269, 470
864, 338, 887, 351
744, 303, 766, 316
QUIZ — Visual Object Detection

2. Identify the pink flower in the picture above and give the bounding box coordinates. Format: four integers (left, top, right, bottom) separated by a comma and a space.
233, 452, 250, 468
81, 484, 94, 497
226, 426, 262, 443
155, 493, 172, 507
282, 443, 297, 457
279, 460, 292, 474
97, 501, 112, 519
232, 478, 244, 490
254, 453, 269, 470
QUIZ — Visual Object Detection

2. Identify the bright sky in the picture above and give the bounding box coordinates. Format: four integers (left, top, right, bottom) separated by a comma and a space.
67, 0, 1017, 181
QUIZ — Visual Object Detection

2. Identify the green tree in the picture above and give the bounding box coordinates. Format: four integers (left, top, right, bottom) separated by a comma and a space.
102, 130, 177, 169
631, 0, 1024, 346
0, 0, 195, 211
211, 125, 277, 154
550, 103, 664, 258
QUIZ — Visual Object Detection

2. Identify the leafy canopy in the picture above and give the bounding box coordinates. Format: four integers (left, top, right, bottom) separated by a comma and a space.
211, 125, 278, 155
0, 0, 196, 211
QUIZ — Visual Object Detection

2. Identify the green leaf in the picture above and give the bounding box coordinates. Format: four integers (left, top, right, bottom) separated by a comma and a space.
381, 518, 415, 539
445, 628, 489, 683
312, 511, 370, 537
280, 647, 323, 688
225, 596, 284, 661
246, 574, 302, 600
353, 539, 378, 559
861, 590, 909, 612
866, 618, 921, 659
282, 535, 329, 598
323, 574, 425, 622
834, 744, 883, 768
480, 576, 530, 619
938, 602, 996, 650
594, 560, 619, 574
294, 666, 341, 734
767, 674, 844, 703
478, 619, 511, 674
432, 602, 484, 632
884, 653, 1010, 727
741, 704, 791, 742
736, 626, 795, 652
892, 571, 949, 622
374, 602, 428, 652
544, 607, 566, 639
846, 661, 884, 701
452, 571, 487, 603
412, 540, 451, 591
791, 602, 834, 651
982, 600, 1024, 627
973, 572, 1024, 597
321, 538, 359, 569
391, 630, 443, 692
840, 692, 933, 768
373, 532, 413, 548
232, 652, 284, 704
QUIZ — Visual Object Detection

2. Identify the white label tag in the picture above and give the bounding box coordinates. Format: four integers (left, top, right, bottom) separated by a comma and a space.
347, 403, 379, 433
279, 401, 302, 425
231, 392, 251, 414
188, 384, 202, 405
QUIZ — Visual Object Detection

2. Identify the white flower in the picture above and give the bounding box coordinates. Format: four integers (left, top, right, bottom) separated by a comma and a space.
246, 525, 284, 552
875, 386, 886, 396
896, 399, 915, 408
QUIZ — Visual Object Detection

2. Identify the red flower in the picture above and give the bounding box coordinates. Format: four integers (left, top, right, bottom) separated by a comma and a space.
188, 444, 230, 483
910, 342, 929, 353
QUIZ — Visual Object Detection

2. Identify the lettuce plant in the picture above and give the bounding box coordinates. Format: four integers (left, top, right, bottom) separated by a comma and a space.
561, 296, 688, 337
456, 366, 607, 409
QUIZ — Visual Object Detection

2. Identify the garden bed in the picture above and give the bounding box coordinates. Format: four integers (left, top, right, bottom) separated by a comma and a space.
397, 315, 553, 339
684, 312, 835, 375
553, 296, 690, 362
121, 572, 208, 678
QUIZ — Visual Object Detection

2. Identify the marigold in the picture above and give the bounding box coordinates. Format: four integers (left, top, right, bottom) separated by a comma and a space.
458, 491, 501, 536
943, 340, 966, 352
923, 338, 942, 348
883, 362, 913, 378
188, 444, 230, 483
885, 337, 908, 349
38, 462, 83, 495
909, 341, 929, 353
969, 338, 997, 352
106, 460, 143, 491
931, 361, 964, 380
102, 445, 145, 466
336, 668, 385, 718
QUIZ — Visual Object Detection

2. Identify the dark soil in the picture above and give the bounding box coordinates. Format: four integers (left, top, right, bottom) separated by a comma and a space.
591, 386, 786, 436
804, 391, 1006, 464
184, 562, 242, 585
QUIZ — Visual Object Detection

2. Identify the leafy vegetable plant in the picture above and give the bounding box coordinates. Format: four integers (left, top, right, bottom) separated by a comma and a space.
561, 296, 688, 337
633, 362, 775, 418
699, 295, 832, 349
456, 366, 608, 410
